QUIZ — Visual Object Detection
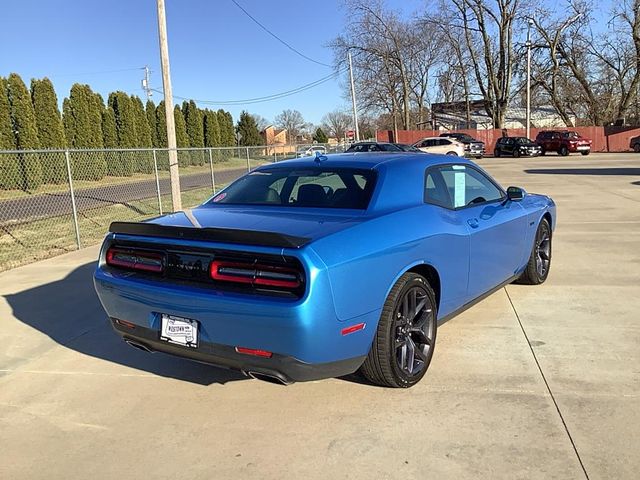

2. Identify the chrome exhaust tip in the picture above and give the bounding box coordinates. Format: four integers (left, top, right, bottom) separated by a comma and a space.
124, 339, 153, 353
245, 370, 291, 386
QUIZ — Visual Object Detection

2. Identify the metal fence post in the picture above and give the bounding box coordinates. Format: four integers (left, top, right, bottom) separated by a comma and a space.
208, 148, 216, 193
246, 147, 250, 172
152, 149, 163, 215
64, 149, 82, 249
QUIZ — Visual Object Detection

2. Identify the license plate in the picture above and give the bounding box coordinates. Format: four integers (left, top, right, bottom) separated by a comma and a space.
160, 314, 198, 348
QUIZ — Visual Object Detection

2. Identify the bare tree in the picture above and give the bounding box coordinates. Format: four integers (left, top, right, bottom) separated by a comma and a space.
322, 110, 352, 139
274, 109, 306, 142
447, 0, 520, 128
251, 114, 270, 132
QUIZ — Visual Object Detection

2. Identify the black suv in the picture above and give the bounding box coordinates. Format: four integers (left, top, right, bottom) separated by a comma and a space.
439, 132, 485, 158
494, 137, 542, 157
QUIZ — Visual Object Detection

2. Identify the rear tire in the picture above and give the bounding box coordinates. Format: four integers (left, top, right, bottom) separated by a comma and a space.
494, 149, 501, 157
634, 143, 640, 153
359, 273, 437, 388
540, 148, 546, 156
515, 218, 552, 285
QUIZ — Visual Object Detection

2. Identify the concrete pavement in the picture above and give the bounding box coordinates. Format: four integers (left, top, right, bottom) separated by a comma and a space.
0, 153, 638, 479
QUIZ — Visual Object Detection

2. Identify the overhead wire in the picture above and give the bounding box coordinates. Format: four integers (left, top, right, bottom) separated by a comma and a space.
228, 0, 333, 68
151, 67, 347, 105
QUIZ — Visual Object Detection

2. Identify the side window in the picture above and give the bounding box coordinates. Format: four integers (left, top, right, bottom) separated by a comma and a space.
439, 139, 452, 146
424, 169, 453, 209
437, 165, 504, 208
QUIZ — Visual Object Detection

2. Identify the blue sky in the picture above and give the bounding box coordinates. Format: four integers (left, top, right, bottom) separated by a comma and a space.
0, 0, 422, 125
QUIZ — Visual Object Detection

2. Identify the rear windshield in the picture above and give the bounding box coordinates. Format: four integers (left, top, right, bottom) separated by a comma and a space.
346, 143, 402, 152
208, 167, 376, 209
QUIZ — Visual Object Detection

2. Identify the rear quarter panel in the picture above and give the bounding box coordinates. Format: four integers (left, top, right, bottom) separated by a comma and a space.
310, 204, 469, 322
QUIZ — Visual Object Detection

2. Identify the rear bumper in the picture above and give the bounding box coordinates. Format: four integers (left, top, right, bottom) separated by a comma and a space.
112, 320, 365, 383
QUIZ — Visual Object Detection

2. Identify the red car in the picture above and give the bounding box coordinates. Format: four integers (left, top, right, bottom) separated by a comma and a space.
535, 130, 592, 156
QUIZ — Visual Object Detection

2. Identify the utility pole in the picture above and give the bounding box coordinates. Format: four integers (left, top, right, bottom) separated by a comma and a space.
156, 0, 182, 211
348, 50, 360, 142
141, 65, 153, 101
526, 18, 533, 139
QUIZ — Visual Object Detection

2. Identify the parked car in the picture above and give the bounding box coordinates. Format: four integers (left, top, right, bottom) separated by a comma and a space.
94, 153, 555, 388
494, 137, 542, 157
413, 137, 465, 156
296, 145, 327, 157
439, 132, 485, 158
535, 130, 592, 156
393, 143, 425, 153
345, 142, 403, 153
629, 135, 640, 152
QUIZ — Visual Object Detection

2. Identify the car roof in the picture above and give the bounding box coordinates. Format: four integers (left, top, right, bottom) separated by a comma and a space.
255, 152, 474, 171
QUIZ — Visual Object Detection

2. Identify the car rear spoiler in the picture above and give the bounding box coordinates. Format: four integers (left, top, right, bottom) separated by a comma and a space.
109, 221, 311, 249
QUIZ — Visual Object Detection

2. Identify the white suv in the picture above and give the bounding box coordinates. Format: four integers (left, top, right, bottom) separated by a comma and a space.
412, 137, 465, 156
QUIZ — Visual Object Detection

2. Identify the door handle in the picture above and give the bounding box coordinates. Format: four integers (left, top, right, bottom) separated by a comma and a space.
467, 218, 479, 229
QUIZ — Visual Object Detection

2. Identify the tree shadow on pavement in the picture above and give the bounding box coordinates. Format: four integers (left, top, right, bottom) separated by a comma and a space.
525, 167, 640, 176
4, 262, 246, 386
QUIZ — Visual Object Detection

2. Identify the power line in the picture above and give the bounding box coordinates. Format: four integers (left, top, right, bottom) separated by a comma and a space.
151, 67, 347, 105
229, 0, 332, 68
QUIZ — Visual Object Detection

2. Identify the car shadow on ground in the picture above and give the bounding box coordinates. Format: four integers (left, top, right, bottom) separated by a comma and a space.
525, 167, 640, 176
4, 262, 247, 386
631, 180, 640, 186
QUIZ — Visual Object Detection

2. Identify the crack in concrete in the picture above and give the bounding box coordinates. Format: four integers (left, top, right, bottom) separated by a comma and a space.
505, 286, 590, 480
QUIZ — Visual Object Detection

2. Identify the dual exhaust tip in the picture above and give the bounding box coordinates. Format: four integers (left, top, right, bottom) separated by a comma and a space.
122, 338, 291, 385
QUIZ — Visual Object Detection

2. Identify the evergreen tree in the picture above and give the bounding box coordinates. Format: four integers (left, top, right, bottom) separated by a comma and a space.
218, 109, 235, 146
156, 101, 167, 148
89, 91, 106, 180
7, 73, 42, 189
102, 106, 119, 175
0, 77, 20, 189
236, 110, 262, 146
174, 105, 190, 167
203, 109, 221, 147
183, 100, 204, 165
63, 84, 105, 151
155, 101, 169, 170
146, 99, 158, 147
108, 91, 137, 176
312, 127, 328, 144
31, 77, 66, 183
131, 95, 153, 173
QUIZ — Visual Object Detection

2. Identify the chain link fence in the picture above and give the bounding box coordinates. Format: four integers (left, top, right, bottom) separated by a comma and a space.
0, 143, 347, 272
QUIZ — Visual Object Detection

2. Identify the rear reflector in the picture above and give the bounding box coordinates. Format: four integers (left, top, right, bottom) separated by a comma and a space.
210, 260, 300, 289
114, 318, 137, 329
341, 323, 366, 336
235, 347, 273, 358
106, 248, 164, 273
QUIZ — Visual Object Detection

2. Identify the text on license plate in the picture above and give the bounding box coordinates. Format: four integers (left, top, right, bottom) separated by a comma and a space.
160, 314, 199, 348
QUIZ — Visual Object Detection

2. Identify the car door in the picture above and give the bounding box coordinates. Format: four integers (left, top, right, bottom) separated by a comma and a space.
436, 139, 452, 154
436, 164, 527, 301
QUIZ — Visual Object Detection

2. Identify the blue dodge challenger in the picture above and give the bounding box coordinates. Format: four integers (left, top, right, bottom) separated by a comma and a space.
94, 152, 555, 388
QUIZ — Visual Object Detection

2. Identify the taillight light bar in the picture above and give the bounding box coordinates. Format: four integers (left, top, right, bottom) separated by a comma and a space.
210, 260, 301, 289
106, 247, 164, 273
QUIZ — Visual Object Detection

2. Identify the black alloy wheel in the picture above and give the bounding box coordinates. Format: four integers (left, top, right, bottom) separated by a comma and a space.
515, 218, 552, 285
360, 273, 437, 388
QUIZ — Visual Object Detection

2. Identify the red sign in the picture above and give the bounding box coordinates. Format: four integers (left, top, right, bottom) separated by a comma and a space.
346, 130, 355, 139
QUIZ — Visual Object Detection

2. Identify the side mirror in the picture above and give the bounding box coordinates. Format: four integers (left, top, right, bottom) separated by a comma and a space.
507, 186, 526, 201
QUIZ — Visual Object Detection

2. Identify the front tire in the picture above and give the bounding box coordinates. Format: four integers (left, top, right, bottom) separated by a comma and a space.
359, 273, 437, 388
581, 150, 590, 156
513, 149, 520, 158
516, 218, 552, 285
446, 151, 458, 156
559, 146, 569, 156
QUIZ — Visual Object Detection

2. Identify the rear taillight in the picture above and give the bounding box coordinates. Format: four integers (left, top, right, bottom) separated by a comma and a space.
210, 260, 301, 289
106, 247, 164, 273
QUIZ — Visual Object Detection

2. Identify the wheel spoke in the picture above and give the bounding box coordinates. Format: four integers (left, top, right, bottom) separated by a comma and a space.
405, 338, 415, 374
